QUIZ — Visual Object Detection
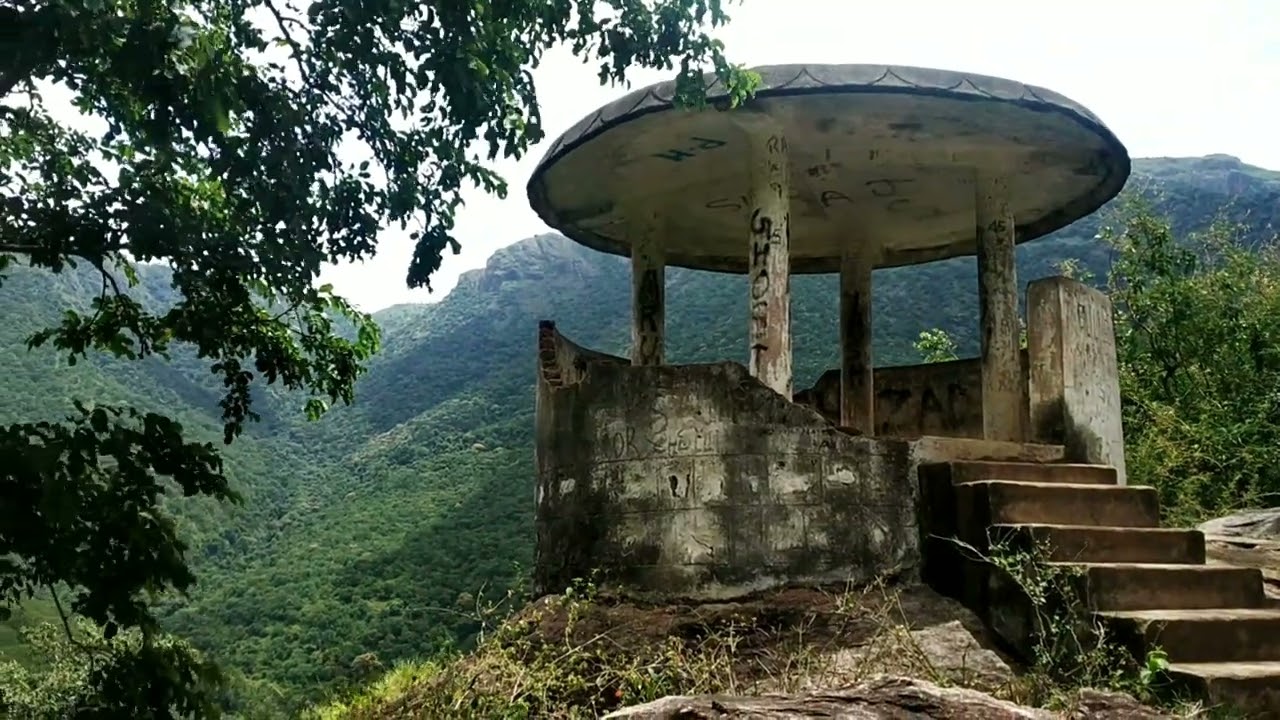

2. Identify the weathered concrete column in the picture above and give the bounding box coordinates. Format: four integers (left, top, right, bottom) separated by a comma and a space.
746, 131, 792, 397
975, 173, 1024, 441
630, 210, 665, 365
839, 247, 874, 433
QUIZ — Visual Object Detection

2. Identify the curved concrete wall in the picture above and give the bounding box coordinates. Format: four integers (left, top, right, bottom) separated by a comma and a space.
534, 322, 918, 599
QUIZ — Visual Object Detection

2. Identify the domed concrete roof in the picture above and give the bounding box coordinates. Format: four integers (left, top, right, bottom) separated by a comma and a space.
527, 64, 1131, 273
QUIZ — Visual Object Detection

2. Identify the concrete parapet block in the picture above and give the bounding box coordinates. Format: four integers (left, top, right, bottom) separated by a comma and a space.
1026, 276, 1128, 485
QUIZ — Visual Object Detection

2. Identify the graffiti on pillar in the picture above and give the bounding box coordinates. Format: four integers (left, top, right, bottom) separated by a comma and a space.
707, 189, 801, 212
840, 288, 871, 376
722, 131, 794, 394
748, 208, 776, 365
977, 181, 1014, 246
765, 136, 788, 202
652, 136, 728, 163
637, 269, 661, 331
748, 130, 790, 386
636, 267, 663, 365
748, 215, 776, 372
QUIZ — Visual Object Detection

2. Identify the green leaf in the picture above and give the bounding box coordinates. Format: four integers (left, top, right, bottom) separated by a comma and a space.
304, 398, 329, 421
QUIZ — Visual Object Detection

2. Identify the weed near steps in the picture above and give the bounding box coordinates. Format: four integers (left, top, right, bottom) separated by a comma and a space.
952, 535, 1250, 719
307, 559, 1242, 720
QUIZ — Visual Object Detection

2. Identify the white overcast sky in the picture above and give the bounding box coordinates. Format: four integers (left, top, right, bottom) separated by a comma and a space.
328, 0, 1279, 311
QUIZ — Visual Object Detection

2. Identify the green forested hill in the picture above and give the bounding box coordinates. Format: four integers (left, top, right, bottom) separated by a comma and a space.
2, 155, 1278, 711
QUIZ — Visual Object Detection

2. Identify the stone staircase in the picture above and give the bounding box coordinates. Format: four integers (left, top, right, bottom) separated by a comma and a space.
920, 458, 1280, 716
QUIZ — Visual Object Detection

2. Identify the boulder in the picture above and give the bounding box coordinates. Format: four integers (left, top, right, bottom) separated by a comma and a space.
1199, 508, 1280, 539
1204, 534, 1280, 600
1069, 689, 1173, 719
1200, 509, 1280, 600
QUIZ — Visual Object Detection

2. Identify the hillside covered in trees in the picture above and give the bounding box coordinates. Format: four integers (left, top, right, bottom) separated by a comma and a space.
1, 154, 1278, 715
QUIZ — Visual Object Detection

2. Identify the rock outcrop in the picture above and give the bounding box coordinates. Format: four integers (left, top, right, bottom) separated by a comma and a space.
603, 676, 1167, 719
1200, 508, 1280, 539
1201, 508, 1280, 600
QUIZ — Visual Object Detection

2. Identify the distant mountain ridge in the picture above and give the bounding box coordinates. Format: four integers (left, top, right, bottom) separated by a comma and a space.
1, 155, 1277, 710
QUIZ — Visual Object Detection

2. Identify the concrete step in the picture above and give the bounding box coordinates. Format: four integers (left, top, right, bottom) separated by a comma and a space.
956, 481, 1160, 530
1101, 608, 1280, 663
1050, 563, 1267, 611
990, 524, 1205, 564
949, 460, 1117, 486
1166, 661, 1280, 717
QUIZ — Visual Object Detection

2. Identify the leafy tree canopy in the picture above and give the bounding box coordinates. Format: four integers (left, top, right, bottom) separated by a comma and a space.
1104, 200, 1280, 523
0, 0, 756, 715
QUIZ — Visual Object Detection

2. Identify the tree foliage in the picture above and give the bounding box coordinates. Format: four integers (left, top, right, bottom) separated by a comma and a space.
912, 329, 958, 363
1104, 200, 1280, 523
0, 617, 223, 719
0, 0, 756, 715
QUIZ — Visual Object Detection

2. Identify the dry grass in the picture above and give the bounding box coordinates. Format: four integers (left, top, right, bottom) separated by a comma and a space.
306, 577, 1027, 720
306, 567, 1249, 720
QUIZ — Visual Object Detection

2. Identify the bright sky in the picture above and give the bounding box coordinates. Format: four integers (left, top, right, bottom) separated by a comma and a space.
330, 0, 1280, 312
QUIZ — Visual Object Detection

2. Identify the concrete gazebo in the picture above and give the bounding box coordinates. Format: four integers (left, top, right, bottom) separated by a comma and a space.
529, 64, 1129, 441
528, 64, 1131, 601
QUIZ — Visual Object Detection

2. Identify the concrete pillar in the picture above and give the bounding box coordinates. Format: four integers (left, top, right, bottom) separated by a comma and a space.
630, 210, 665, 365
975, 173, 1024, 441
839, 248, 873, 432
746, 131, 792, 397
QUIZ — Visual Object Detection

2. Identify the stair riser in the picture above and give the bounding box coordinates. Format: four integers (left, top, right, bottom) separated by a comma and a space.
1080, 568, 1266, 611
951, 462, 1117, 486
959, 483, 1160, 530
990, 488, 1158, 527
992, 526, 1206, 564
1167, 671, 1280, 718
1123, 619, 1280, 663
